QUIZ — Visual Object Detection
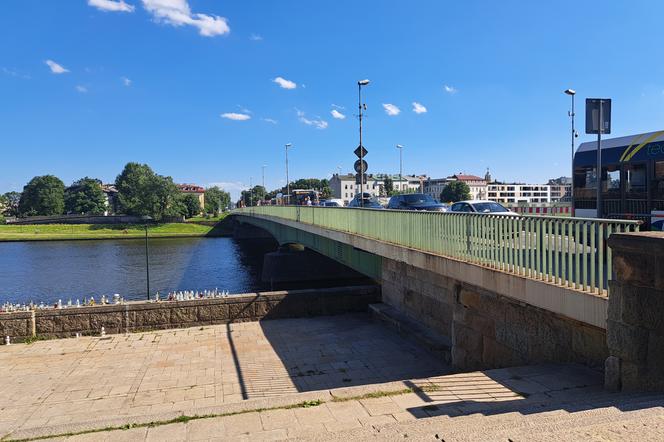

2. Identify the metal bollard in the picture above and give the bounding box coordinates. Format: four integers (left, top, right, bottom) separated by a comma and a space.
101, 327, 106, 337
5, 336, 10, 345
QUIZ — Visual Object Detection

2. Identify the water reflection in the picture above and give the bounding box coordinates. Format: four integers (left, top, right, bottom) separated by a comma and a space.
0, 237, 276, 304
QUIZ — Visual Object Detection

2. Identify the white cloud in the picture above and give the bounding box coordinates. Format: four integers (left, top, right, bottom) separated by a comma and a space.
221, 112, 251, 121
45, 60, 69, 74
273, 76, 297, 90
382, 103, 401, 116
121, 76, 132, 86
330, 109, 346, 120
1, 67, 30, 79
443, 84, 458, 94
206, 181, 245, 200
412, 102, 427, 114
88, 0, 135, 12
262, 118, 278, 124
296, 109, 328, 129
141, 0, 230, 37
249, 33, 263, 41
237, 105, 252, 114
331, 104, 345, 110
75, 85, 88, 93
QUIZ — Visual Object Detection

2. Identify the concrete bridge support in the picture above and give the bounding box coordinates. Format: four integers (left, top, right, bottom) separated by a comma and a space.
606, 232, 664, 392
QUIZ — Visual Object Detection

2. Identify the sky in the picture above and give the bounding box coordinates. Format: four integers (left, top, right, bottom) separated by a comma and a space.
2, 0, 664, 200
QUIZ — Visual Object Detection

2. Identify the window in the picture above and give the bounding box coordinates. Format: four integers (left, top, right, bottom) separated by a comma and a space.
602, 165, 621, 197
652, 161, 664, 201
625, 163, 646, 195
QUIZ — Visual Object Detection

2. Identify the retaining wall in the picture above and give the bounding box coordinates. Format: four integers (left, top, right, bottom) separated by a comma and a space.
0, 285, 379, 342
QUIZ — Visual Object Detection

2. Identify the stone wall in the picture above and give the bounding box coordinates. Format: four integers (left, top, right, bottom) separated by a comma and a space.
381, 258, 608, 371
606, 232, 664, 392
0, 285, 379, 342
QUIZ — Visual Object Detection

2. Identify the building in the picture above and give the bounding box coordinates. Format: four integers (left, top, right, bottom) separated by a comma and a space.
330, 173, 423, 203
101, 184, 118, 216
177, 184, 205, 211
485, 177, 572, 204
423, 178, 449, 200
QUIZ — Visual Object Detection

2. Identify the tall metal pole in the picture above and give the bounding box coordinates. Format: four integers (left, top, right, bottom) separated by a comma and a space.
144, 225, 150, 301
285, 144, 291, 205
396, 144, 404, 190
249, 176, 253, 207
358, 83, 364, 207
571, 94, 575, 201
262, 165, 266, 190
596, 100, 603, 218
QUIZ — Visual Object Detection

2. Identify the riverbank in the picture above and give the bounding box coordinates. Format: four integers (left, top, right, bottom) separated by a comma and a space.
0, 222, 222, 242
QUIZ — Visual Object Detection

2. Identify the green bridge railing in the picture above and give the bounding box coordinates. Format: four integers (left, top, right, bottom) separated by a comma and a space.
235, 206, 641, 296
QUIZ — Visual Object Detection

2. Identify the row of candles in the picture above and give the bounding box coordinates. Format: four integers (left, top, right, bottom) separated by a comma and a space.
0, 288, 233, 313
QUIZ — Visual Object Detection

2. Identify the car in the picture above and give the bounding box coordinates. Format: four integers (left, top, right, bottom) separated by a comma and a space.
387, 193, 447, 212
321, 199, 344, 207
449, 200, 516, 215
348, 193, 384, 209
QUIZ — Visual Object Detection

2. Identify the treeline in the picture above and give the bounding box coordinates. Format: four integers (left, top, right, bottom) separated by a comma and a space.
238, 178, 332, 206
0, 163, 230, 220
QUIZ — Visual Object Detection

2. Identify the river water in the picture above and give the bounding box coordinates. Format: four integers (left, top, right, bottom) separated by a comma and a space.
0, 237, 276, 305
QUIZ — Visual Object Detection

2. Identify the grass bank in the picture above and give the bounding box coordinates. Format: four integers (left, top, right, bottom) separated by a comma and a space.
0, 223, 217, 242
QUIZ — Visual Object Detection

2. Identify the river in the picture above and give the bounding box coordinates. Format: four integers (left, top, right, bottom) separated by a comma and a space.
0, 237, 276, 305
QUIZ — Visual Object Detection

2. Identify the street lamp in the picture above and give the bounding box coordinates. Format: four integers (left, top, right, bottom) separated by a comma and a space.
141, 215, 153, 301
261, 164, 267, 190
249, 176, 253, 207
396, 144, 404, 191
358, 79, 370, 207
285, 143, 293, 205
564, 89, 577, 206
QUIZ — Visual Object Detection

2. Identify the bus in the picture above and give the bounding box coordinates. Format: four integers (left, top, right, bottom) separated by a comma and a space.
573, 130, 664, 230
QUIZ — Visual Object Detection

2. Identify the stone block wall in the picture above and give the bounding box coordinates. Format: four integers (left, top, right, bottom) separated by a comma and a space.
453, 285, 607, 370
381, 259, 456, 339
381, 257, 608, 371
607, 232, 664, 391
0, 285, 379, 342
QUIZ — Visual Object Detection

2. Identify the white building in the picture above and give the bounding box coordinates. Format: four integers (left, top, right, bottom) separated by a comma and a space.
486, 183, 571, 204
330, 173, 423, 203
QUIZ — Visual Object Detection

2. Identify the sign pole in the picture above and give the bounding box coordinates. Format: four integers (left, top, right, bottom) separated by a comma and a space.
597, 100, 603, 218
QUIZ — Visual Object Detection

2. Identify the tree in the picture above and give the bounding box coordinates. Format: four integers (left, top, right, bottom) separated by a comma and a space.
204, 187, 231, 214
18, 175, 65, 216
1, 191, 21, 216
65, 177, 106, 214
181, 193, 202, 218
115, 162, 179, 220
440, 181, 471, 203
383, 177, 394, 196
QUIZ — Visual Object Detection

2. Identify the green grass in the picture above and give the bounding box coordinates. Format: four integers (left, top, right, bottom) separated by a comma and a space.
0, 223, 215, 242
185, 213, 228, 223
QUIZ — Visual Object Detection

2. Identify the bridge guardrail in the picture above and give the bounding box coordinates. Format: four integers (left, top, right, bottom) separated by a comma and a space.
235, 206, 641, 296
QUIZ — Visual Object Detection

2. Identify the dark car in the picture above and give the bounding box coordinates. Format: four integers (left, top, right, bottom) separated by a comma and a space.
348, 193, 384, 209
387, 193, 447, 211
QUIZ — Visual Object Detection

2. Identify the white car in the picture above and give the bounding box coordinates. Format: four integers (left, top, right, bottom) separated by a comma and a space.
449, 200, 516, 215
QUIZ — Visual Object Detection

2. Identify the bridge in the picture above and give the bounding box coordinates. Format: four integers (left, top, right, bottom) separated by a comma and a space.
232, 206, 664, 392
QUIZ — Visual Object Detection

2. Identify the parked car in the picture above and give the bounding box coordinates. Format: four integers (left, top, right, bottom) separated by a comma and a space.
320, 198, 345, 207
387, 193, 447, 212
348, 193, 384, 209
449, 200, 516, 215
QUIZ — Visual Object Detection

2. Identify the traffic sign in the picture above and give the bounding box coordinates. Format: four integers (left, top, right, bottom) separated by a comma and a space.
354, 159, 368, 174
354, 145, 368, 158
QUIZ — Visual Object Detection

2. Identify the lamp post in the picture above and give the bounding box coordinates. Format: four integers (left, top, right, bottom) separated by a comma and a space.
261, 164, 266, 190
249, 176, 253, 207
142, 216, 152, 301
564, 89, 576, 209
358, 79, 370, 207
285, 143, 292, 205
396, 144, 404, 191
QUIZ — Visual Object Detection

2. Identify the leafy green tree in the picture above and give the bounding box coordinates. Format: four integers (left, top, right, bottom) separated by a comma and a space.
65, 177, 106, 214
440, 181, 471, 203
115, 163, 178, 220
383, 177, 394, 196
204, 186, 230, 213
181, 193, 202, 218
18, 175, 65, 216
1, 191, 21, 216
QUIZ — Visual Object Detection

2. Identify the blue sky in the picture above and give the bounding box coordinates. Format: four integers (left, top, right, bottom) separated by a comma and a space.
2, 0, 664, 199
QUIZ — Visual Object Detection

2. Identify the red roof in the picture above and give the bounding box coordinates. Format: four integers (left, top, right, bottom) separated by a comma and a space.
454, 174, 484, 181
177, 184, 205, 193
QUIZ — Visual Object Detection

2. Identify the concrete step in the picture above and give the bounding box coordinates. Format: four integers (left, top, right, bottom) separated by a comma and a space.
369, 303, 452, 363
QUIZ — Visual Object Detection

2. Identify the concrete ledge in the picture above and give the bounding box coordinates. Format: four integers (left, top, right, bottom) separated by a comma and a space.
0, 285, 380, 342
237, 214, 608, 329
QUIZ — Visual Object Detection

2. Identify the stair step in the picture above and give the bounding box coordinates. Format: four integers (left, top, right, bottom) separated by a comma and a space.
369, 303, 452, 363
